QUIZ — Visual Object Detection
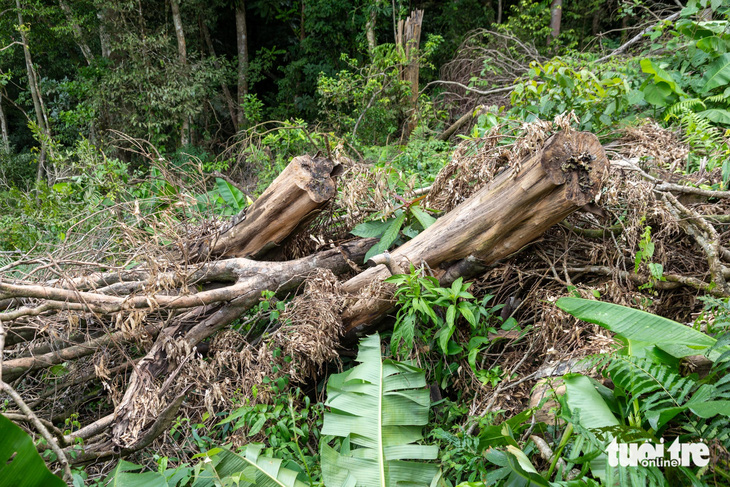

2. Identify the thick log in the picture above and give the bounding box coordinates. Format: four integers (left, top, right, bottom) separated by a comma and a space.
188, 155, 340, 261
341, 130, 608, 338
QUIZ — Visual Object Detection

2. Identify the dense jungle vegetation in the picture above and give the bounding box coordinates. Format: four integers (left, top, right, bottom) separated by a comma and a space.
2, 0, 730, 486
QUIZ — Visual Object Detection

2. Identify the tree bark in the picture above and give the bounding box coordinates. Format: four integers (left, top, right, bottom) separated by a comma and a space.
170, 0, 189, 146
497, 0, 502, 24
235, 0, 249, 128
0, 131, 608, 458
16, 0, 50, 182
300, 0, 306, 42
0, 96, 9, 152
58, 0, 94, 65
549, 0, 562, 45
396, 9, 424, 140
97, 8, 112, 59
366, 1, 379, 55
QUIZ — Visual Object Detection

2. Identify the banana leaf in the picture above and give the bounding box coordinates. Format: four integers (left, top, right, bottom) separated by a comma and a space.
320, 333, 439, 487
556, 298, 718, 359
0, 414, 65, 487
192, 444, 309, 487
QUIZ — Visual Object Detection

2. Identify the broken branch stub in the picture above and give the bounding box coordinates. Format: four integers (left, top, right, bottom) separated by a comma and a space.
189, 155, 340, 261
342, 130, 608, 338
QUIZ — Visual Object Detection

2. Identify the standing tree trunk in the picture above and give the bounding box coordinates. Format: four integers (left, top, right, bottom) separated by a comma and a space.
0, 96, 9, 152
97, 8, 112, 59
16, 0, 50, 183
300, 0, 305, 42
497, 0, 502, 24
201, 17, 238, 128
170, 0, 190, 146
396, 9, 424, 141
235, 0, 249, 129
58, 0, 93, 65
365, 0, 380, 56
549, 0, 562, 45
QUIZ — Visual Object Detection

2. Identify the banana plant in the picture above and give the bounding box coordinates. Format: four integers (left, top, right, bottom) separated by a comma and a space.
320, 333, 440, 487
555, 297, 719, 360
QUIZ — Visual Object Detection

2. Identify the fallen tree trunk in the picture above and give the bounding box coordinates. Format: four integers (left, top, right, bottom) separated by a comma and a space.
187, 155, 340, 261
341, 130, 607, 338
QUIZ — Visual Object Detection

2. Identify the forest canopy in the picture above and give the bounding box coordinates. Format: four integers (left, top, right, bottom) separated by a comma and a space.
2, 0, 730, 486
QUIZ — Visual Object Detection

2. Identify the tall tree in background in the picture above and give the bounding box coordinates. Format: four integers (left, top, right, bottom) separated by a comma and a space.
0, 96, 9, 152
397, 9, 423, 140
236, 0, 249, 128
97, 5, 112, 59
549, 0, 562, 44
16, 0, 51, 182
170, 0, 190, 145
58, 0, 93, 65
366, 0, 383, 55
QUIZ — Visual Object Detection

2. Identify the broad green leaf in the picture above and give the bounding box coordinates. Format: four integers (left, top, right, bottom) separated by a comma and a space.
641, 82, 674, 107
105, 464, 168, 487
451, 277, 463, 295
507, 445, 550, 487
192, 445, 307, 487
445, 305, 456, 328
0, 414, 65, 487
458, 302, 477, 327
556, 298, 717, 359
698, 108, 730, 124
350, 218, 396, 238
364, 212, 406, 261
696, 35, 729, 55
640, 59, 685, 95
689, 400, 730, 418
215, 178, 245, 210
321, 333, 439, 487
409, 205, 436, 229
701, 53, 730, 93
439, 324, 455, 354
564, 374, 620, 429
564, 375, 618, 483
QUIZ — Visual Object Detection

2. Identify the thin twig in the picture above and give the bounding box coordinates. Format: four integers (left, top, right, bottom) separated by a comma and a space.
421, 80, 515, 96
466, 342, 536, 435
594, 11, 682, 63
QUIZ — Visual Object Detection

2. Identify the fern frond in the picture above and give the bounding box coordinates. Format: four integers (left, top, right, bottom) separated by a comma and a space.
676, 110, 724, 149
665, 98, 706, 120
704, 93, 728, 105
607, 356, 692, 404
